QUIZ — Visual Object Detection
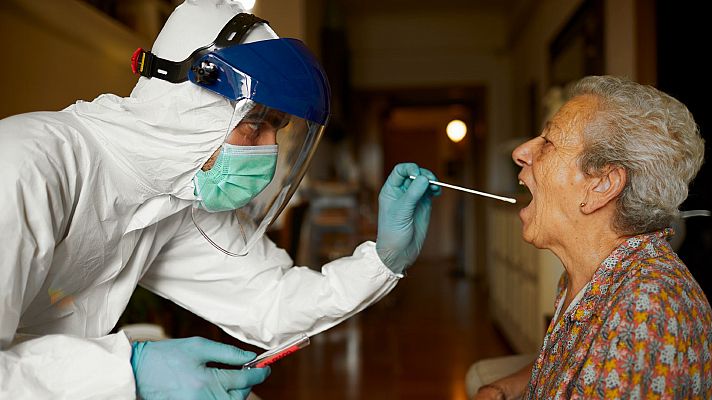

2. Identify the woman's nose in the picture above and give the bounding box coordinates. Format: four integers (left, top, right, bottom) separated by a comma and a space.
512, 139, 535, 167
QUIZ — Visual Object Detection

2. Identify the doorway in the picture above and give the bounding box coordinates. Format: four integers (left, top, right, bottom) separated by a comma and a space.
358, 87, 488, 275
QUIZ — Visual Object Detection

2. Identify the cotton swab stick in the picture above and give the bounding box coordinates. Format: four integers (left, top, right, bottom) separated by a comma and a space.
409, 176, 516, 204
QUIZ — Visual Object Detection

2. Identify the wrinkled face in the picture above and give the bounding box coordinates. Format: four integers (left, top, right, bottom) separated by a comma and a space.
511, 95, 595, 248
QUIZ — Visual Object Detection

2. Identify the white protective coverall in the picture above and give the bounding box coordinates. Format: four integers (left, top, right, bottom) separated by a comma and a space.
0, 2, 401, 398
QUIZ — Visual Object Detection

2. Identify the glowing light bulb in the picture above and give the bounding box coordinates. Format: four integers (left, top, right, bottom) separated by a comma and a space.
446, 119, 467, 143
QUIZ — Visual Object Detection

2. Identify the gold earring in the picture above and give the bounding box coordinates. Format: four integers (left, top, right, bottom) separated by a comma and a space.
580, 202, 586, 207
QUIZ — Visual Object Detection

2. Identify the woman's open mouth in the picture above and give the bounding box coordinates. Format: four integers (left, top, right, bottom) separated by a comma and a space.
518, 177, 534, 218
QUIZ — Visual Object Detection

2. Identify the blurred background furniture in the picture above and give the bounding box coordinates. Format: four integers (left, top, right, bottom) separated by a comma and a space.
303, 182, 360, 267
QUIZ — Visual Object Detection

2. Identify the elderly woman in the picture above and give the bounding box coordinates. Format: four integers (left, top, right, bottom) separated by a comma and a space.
476, 76, 712, 399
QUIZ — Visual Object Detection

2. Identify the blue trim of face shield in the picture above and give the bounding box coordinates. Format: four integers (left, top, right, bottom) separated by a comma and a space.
188, 38, 331, 125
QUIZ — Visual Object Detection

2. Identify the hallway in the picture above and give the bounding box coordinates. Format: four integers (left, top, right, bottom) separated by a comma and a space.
247, 259, 513, 399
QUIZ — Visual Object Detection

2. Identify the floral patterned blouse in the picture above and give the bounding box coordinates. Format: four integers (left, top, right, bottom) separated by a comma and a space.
525, 229, 712, 399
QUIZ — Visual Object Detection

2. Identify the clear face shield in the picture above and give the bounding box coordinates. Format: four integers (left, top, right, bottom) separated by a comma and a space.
131, 13, 330, 256
192, 98, 326, 256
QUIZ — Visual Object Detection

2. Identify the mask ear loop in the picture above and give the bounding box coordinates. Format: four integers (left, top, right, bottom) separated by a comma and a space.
189, 100, 257, 257
191, 207, 249, 257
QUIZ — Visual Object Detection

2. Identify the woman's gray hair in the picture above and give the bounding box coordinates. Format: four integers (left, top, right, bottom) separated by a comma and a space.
569, 75, 705, 235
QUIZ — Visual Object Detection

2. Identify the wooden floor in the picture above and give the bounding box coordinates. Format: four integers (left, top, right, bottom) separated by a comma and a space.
240, 259, 514, 400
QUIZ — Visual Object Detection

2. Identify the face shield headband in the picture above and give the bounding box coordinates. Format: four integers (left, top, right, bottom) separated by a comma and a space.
131, 13, 267, 84
130, 13, 329, 126
130, 13, 331, 257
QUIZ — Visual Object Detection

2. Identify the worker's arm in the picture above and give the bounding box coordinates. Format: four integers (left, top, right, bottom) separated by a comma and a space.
140, 207, 401, 349
140, 163, 438, 349
0, 118, 136, 399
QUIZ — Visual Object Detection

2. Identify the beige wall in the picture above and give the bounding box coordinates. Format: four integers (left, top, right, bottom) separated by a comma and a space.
506, 0, 584, 189
347, 10, 509, 88
0, 0, 145, 119
254, 0, 309, 42
509, 0, 644, 140
605, 0, 636, 79
0, 0, 316, 121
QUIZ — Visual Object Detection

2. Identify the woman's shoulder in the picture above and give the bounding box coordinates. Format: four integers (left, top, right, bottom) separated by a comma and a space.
610, 230, 701, 298
625, 249, 703, 297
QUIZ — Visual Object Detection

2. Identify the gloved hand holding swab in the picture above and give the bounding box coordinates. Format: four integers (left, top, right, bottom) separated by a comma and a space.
409, 176, 516, 204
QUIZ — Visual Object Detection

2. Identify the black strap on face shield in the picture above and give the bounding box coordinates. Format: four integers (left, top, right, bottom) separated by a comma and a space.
130, 13, 268, 83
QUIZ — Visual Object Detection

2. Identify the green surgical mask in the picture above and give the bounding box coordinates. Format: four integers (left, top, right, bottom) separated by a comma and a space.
194, 144, 278, 212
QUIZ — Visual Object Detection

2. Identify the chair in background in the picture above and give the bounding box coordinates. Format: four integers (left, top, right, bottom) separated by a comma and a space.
465, 353, 535, 399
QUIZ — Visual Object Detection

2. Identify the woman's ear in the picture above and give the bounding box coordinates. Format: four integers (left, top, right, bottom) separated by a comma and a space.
581, 166, 626, 214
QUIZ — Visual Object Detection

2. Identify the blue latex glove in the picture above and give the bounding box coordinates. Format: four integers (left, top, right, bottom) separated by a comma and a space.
131, 337, 270, 400
376, 163, 441, 274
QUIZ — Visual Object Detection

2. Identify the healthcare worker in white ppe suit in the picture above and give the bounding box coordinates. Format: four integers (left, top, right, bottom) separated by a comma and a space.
0, 1, 441, 399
